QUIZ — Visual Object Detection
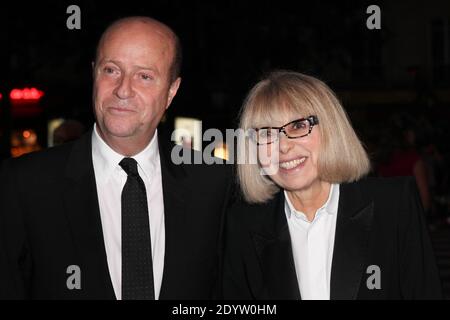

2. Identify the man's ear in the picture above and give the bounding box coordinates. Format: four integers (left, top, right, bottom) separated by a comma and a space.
166, 77, 181, 109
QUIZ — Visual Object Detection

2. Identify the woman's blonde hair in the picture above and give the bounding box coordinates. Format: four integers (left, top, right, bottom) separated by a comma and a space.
237, 70, 370, 203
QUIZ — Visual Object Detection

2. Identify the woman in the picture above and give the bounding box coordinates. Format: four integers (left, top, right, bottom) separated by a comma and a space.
223, 71, 442, 300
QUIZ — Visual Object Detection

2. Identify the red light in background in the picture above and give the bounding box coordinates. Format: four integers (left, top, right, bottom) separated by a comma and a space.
10, 89, 22, 100
10, 87, 44, 101
0, 93, 3, 100
9, 87, 45, 117
23, 130, 31, 139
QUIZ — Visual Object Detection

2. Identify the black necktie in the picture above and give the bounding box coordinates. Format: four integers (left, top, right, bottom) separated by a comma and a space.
119, 157, 155, 300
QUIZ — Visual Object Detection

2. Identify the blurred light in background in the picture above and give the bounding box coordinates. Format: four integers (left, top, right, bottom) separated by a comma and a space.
214, 142, 229, 161
9, 87, 45, 117
10, 88, 44, 101
47, 118, 65, 148
174, 117, 202, 151
11, 129, 41, 158
22, 130, 31, 139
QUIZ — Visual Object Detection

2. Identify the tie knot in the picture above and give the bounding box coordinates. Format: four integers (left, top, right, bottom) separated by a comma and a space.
119, 158, 139, 177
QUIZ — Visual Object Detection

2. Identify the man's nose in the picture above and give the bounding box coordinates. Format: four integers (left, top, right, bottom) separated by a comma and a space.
114, 75, 135, 99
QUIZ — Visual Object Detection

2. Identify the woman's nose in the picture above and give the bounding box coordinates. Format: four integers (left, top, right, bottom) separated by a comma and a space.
278, 133, 293, 154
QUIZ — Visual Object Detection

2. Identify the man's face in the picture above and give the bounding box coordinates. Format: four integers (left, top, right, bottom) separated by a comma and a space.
93, 22, 180, 145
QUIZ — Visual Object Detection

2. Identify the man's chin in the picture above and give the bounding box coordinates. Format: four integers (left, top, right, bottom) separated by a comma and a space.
98, 122, 139, 140
106, 128, 138, 139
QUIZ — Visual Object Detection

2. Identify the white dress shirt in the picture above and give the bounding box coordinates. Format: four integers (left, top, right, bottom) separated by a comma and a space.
92, 124, 165, 300
284, 184, 340, 300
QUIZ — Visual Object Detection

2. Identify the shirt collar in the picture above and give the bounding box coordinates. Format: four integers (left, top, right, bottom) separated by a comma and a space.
284, 183, 340, 221
91, 123, 160, 185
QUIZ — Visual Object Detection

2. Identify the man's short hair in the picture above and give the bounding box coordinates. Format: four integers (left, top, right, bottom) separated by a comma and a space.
95, 16, 182, 82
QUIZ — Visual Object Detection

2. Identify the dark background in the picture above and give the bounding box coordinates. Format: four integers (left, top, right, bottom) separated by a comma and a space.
0, 0, 449, 157
1, 0, 450, 297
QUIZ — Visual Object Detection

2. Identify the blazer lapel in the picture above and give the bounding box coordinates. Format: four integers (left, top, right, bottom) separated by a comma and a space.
330, 181, 374, 300
157, 139, 189, 299
252, 193, 301, 300
63, 131, 115, 299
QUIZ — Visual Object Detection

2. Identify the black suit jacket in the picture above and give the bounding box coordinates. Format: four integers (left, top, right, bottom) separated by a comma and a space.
0, 130, 232, 299
223, 177, 443, 299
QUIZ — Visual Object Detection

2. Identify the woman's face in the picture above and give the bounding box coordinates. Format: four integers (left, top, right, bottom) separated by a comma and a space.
257, 114, 322, 192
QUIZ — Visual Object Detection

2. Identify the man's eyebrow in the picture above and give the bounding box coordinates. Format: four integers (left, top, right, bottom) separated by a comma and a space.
134, 65, 158, 72
95, 59, 118, 68
98, 60, 159, 73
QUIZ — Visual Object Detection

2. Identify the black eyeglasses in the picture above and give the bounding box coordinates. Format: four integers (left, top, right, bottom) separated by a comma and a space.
251, 115, 319, 145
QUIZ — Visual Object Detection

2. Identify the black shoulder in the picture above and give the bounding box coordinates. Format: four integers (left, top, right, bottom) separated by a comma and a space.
1, 141, 75, 174
227, 192, 281, 228
349, 176, 416, 196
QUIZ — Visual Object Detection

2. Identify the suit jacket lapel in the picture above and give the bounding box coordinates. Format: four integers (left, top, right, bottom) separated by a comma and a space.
63, 131, 115, 299
330, 181, 374, 300
252, 193, 301, 300
157, 138, 189, 299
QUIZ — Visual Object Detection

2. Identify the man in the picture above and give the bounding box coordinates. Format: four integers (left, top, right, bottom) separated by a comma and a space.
0, 16, 231, 299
